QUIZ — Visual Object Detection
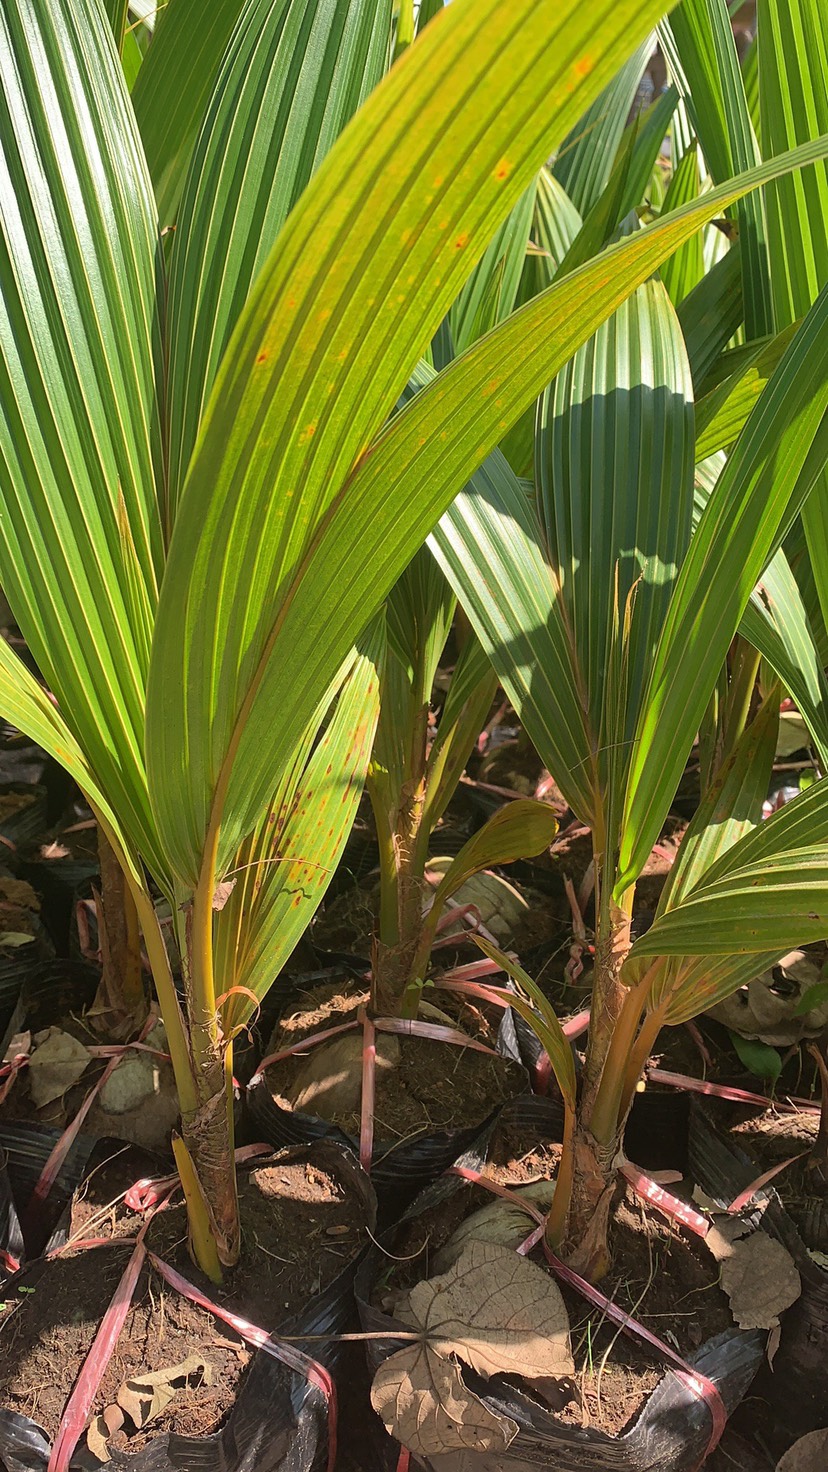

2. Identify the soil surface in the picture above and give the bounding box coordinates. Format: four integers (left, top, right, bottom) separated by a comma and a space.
0, 1151, 367, 1450
265, 983, 526, 1141
373, 1178, 733, 1438
482, 1111, 563, 1185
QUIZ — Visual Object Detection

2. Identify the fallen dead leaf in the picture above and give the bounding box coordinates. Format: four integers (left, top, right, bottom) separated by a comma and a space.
86, 1404, 124, 1462
371, 1342, 519, 1456
399, 1239, 573, 1387
371, 1240, 573, 1456
28, 1028, 92, 1108
776, 1428, 828, 1472
704, 1214, 751, 1263
720, 1232, 801, 1329
117, 1353, 212, 1429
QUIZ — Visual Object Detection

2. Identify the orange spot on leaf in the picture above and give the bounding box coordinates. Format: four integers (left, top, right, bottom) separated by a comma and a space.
574, 55, 592, 77
454, 233, 469, 250
494, 160, 511, 180
256, 351, 268, 363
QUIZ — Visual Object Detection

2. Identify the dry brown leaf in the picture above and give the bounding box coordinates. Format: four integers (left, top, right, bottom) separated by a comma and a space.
399, 1239, 573, 1385
211, 878, 237, 911
776, 1428, 828, 1472
370, 1342, 518, 1456
86, 1404, 123, 1462
720, 1232, 801, 1328
371, 1241, 572, 1456
28, 1028, 91, 1107
704, 1214, 751, 1263
117, 1353, 212, 1428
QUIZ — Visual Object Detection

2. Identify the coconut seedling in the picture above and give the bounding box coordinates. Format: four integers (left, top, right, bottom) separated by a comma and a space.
8, 0, 793, 1279
366, 193, 555, 1019
433, 0, 828, 1275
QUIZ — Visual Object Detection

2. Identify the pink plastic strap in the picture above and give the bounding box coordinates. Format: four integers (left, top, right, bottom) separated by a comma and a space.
48, 1239, 146, 1472
437, 957, 507, 984
396, 1450, 411, 1471
0, 1053, 29, 1105
448, 1165, 545, 1226
149, 1253, 337, 1472
562, 1009, 591, 1040
0, 1247, 20, 1274
621, 1161, 710, 1238
646, 1068, 819, 1113
434, 902, 482, 936
373, 1016, 500, 1056
124, 1144, 275, 1213
727, 1152, 808, 1214
360, 1013, 377, 1174
253, 1020, 359, 1079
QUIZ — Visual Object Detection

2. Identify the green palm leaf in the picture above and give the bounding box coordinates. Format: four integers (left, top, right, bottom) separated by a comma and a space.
661, 0, 771, 337
0, 0, 168, 886
759, 0, 828, 647
216, 623, 383, 1034
619, 282, 828, 893
552, 39, 651, 216
146, 0, 677, 891
131, 0, 248, 226
629, 775, 828, 957
165, 0, 391, 520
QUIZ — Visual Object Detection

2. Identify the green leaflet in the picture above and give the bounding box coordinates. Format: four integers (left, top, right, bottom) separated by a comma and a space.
677, 246, 743, 386
0, 636, 139, 882
742, 551, 828, 766
662, 0, 771, 338
428, 799, 558, 922
165, 0, 391, 519
658, 140, 704, 306
536, 272, 694, 841
503, 169, 582, 475
434, 448, 598, 823
759, 0, 828, 660
694, 322, 799, 461
552, 38, 651, 216
146, 0, 676, 890
449, 182, 536, 354
216, 622, 383, 1035
557, 85, 678, 278
618, 281, 828, 895
628, 775, 828, 959
132, 0, 248, 226
655, 694, 778, 918
473, 937, 577, 1112
422, 634, 498, 836
0, 0, 168, 888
